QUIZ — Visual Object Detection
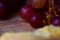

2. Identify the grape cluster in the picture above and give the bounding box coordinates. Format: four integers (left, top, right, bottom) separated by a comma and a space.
20, 0, 48, 28
0, 0, 60, 28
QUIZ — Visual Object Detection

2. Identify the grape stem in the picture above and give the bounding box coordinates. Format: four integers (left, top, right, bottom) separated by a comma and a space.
48, 0, 58, 25
48, 0, 52, 25
52, 0, 58, 16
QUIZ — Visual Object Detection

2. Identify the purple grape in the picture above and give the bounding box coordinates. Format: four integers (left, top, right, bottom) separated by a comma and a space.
28, 13, 44, 28
28, 10, 47, 28
51, 16, 60, 26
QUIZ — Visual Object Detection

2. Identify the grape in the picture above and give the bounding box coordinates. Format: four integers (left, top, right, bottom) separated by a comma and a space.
51, 16, 60, 26
30, 0, 46, 8
28, 13, 43, 28
28, 11, 47, 28
19, 5, 34, 21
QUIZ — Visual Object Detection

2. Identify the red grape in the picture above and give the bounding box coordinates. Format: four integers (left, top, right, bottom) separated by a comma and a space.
51, 16, 60, 26
0, 2, 7, 19
19, 5, 34, 21
28, 12, 46, 28
30, 0, 46, 8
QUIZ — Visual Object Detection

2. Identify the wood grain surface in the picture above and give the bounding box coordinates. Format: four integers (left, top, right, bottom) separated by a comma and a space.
0, 15, 35, 35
